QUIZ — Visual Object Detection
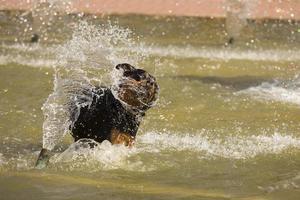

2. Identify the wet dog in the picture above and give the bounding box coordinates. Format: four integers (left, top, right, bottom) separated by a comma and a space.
36, 63, 159, 167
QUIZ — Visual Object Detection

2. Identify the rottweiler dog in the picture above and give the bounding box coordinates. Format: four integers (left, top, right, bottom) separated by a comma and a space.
36, 63, 159, 168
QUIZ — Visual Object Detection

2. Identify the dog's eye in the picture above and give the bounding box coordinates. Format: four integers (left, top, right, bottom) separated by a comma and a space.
135, 69, 148, 81
131, 74, 141, 81
136, 69, 146, 77
123, 71, 131, 77
123, 71, 141, 81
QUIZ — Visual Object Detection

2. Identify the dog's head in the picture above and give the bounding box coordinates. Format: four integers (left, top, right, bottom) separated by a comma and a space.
113, 63, 159, 112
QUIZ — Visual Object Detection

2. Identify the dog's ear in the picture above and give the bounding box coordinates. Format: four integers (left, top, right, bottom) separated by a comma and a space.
115, 63, 136, 72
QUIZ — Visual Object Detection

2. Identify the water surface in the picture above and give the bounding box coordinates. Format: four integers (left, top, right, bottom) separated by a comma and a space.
0, 12, 300, 200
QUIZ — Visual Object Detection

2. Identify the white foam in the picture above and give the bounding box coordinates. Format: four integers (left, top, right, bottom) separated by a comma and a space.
47, 131, 300, 172
238, 80, 300, 106
51, 139, 145, 172
0, 131, 299, 172
138, 131, 300, 159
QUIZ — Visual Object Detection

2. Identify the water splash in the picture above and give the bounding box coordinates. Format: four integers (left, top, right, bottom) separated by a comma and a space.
224, 0, 256, 43
50, 139, 144, 172
50, 131, 300, 172
138, 131, 300, 159
1, 130, 299, 172
42, 21, 146, 150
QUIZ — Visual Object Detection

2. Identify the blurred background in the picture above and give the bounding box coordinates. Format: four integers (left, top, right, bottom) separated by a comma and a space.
1, 0, 300, 44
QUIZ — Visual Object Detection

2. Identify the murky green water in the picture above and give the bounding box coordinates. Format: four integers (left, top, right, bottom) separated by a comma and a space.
0, 11, 300, 200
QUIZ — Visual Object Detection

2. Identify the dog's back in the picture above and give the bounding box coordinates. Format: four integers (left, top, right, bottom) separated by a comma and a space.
70, 87, 141, 143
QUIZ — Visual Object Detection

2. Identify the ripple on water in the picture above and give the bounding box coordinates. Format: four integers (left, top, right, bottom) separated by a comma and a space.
2, 42, 300, 70
0, 131, 299, 173
0, 55, 56, 68
0, 153, 5, 166
41, 131, 300, 172
237, 79, 300, 106
137, 45, 300, 62
138, 131, 300, 159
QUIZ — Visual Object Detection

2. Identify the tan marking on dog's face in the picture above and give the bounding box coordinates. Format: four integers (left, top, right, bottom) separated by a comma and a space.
110, 128, 135, 147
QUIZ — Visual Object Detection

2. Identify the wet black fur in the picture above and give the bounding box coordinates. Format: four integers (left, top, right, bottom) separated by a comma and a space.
70, 87, 141, 143
69, 63, 158, 144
